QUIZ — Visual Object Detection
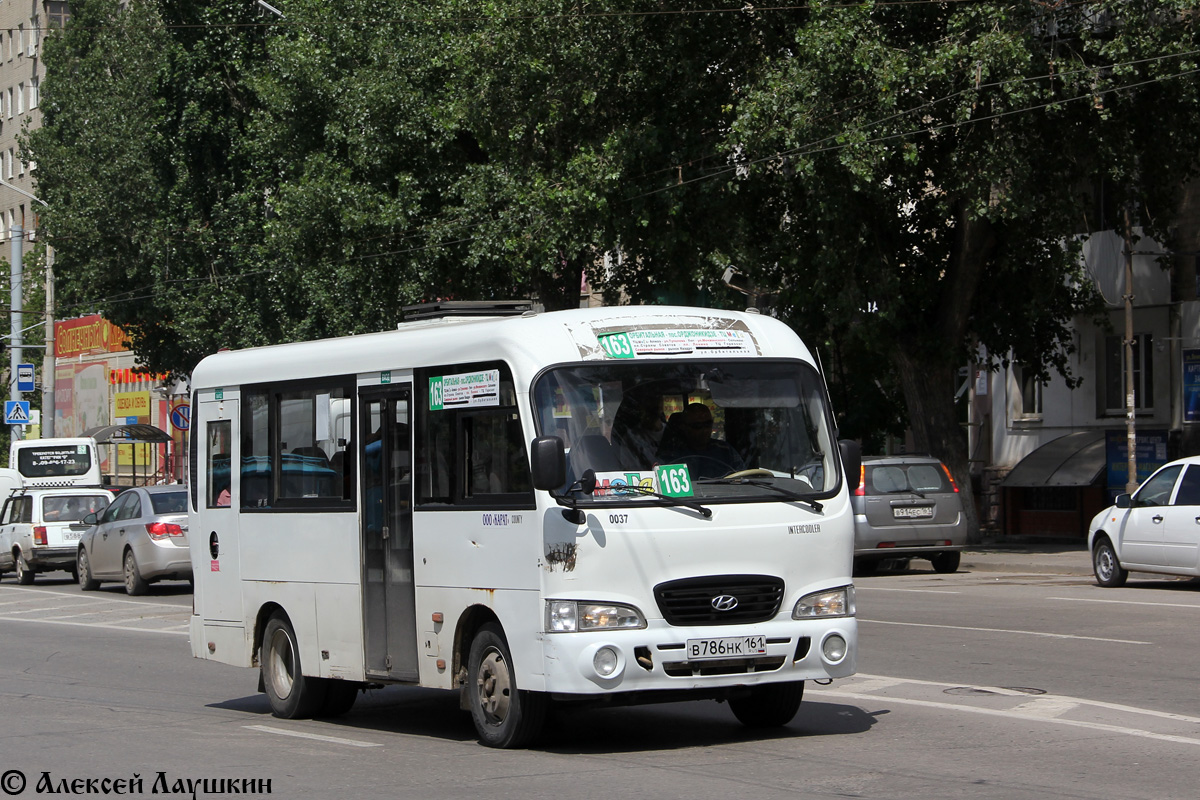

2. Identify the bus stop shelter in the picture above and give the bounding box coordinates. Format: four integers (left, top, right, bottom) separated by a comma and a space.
84, 424, 174, 487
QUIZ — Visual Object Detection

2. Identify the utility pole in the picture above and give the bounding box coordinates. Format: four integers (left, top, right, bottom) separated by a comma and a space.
43, 245, 54, 436
9, 221, 23, 441
1123, 206, 1137, 494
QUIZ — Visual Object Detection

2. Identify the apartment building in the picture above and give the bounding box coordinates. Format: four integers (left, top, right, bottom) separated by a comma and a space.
0, 1, 67, 246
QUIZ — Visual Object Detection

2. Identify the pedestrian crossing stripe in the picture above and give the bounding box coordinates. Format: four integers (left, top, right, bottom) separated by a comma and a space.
5, 401, 30, 424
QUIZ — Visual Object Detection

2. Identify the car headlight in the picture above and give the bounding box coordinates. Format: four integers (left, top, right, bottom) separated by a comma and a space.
793, 586, 855, 619
546, 601, 646, 632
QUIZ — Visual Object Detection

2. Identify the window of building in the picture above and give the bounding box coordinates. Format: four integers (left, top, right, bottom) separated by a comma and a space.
6, 89, 12, 119
16, 83, 23, 115
29, 77, 38, 109
1014, 364, 1043, 419
16, 24, 24, 56
1104, 333, 1154, 414
28, 18, 37, 57
46, 2, 72, 28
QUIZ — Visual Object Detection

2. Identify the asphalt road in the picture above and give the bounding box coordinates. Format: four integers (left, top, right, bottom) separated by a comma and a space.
2, 568, 1198, 800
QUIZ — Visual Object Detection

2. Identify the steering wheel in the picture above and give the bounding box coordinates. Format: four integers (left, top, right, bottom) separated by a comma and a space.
721, 468, 775, 479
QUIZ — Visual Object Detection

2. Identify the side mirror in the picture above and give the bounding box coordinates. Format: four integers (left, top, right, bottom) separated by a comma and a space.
81, 511, 98, 525
530, 436, 567, 491
838, 439, 862, 493
1115, 493, 1131, 509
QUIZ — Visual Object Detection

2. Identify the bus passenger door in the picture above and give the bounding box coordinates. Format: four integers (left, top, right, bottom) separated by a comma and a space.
360, 386, 417, 681
195, 396, 243, 624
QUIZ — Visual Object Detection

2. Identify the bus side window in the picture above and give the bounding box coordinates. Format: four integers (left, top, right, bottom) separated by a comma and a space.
208, 420, 232, 508
465, 412, 532, 497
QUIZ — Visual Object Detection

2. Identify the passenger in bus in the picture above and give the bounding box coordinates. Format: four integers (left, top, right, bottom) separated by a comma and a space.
656, 402, 745, 479
611, 394, 665, 467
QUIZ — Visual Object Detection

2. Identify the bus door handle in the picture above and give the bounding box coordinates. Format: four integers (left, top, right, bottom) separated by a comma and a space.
1152, 515, 1164, 524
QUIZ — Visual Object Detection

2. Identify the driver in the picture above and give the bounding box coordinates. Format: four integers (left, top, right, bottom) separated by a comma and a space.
656, 402, 745, 479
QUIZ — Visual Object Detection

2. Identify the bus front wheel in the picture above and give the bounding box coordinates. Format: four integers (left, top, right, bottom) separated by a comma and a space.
728, 681, 805, 728
467, 623, 547, 748
262, 614, 327, 719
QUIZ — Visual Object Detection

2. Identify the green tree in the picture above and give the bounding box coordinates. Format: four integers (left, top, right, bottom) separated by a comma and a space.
725, 0, 1200, 534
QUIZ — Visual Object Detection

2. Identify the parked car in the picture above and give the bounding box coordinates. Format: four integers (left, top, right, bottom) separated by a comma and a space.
0, 488, 114, 584
1088, 455, 1200, 587
76, 485, 191, 595
852, 455, 967, 574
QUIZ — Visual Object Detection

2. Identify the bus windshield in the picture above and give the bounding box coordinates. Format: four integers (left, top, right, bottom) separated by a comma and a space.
532, 360, 839, 502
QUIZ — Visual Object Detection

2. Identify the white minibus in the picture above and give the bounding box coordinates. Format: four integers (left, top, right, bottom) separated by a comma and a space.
188, 304, 860, 747
10, 437, 103, 488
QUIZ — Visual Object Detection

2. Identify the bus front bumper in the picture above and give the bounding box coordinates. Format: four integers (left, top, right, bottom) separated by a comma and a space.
540, 616, 856, 697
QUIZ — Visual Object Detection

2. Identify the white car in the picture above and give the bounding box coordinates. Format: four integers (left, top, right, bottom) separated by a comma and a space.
1087, 455, 1200, 587
0, 488, 114, 584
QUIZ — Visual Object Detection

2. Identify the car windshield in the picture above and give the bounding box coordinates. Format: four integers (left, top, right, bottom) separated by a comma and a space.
532, 359, 839, 504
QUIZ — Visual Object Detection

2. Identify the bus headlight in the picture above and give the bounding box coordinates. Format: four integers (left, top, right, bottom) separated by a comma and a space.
547, 601, 646, 632
793, 586, 855, 619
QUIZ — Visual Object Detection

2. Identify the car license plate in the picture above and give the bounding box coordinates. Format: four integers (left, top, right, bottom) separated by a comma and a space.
686, 635, 767, 660
893, 505, 934, 519
62, 531, 83, 541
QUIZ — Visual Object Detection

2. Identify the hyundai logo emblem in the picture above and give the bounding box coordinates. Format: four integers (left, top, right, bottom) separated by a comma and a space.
711, 594, 739, 612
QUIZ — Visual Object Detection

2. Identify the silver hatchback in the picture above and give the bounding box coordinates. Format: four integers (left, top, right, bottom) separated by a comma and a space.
852, 456, 967, 574
76, 486, 191, 595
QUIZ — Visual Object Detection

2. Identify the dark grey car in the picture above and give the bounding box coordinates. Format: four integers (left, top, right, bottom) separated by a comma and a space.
851, 455, 966, 574
76, 486, 191, 595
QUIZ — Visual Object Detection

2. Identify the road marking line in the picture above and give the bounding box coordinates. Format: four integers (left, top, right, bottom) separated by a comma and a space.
843, 677, 905, 693
244, 725, 383, 748
1011, 698, 1081, 718
2, 603, 92, 614
822, 690, 1200, 747
856, 587, 961, 594
0, 585, 184, 610
1049, 596, 1200, 610
860, 618, 1151, 644
0, 616, 187, 635
830, 673, 1200, 724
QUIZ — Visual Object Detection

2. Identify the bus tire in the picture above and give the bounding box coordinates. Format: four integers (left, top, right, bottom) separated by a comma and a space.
317, 680, 361, 718
262, 613, 327, 719
467, 622, 547, 748
728, 680, 804, 728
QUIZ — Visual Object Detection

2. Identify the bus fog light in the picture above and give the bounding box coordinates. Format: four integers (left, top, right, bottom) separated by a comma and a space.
594, 647, 619, 677
822, 634, 848, 663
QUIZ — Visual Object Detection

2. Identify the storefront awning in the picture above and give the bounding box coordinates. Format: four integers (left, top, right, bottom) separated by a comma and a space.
84, 424, 173, 444
1001, 430, 1108, 488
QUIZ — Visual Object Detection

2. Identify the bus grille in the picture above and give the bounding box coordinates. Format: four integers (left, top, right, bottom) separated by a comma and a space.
654, 575, 784, 626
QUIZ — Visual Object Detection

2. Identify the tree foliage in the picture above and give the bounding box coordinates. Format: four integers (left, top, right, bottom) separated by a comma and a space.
24, 1, 1200, 534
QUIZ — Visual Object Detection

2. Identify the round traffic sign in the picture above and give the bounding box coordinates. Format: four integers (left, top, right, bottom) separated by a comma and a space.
170, 404, 191, 431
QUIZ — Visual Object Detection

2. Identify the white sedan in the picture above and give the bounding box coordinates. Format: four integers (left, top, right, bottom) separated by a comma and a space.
1088, 455, 1200, 587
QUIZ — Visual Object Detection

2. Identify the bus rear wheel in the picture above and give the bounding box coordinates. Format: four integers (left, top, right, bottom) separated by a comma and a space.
262, 613, 327, 719
728, 681, 805, 728
467, 623, 547, 748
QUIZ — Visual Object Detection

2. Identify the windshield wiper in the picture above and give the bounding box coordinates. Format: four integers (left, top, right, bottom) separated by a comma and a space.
554, 469, 713, 519
697, 477, 824, 514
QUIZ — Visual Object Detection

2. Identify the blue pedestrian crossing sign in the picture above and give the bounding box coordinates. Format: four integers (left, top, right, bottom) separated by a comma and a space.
5, 400, 31, 425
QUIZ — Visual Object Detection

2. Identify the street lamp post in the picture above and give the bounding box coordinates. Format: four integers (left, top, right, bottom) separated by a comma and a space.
1, 178, 53, 439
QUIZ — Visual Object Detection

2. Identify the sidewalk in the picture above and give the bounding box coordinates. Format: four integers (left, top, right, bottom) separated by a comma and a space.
962, 540, 1092, 576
